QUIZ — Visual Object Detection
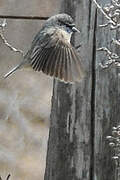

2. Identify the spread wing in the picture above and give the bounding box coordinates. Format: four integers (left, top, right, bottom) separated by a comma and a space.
29, 29, 84, 83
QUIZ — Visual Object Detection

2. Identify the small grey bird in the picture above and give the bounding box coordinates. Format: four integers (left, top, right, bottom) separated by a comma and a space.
4, 13, 84, 83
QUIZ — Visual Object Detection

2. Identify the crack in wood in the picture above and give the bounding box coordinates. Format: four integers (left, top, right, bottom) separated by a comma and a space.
0, 15, 49, 20
90, 8, 97, 180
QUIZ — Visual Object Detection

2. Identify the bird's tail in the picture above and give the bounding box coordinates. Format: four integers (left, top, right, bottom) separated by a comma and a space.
4, 63, 24, 79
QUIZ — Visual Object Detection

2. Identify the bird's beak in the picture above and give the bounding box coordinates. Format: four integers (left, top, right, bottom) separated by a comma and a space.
72, 26, 80, 33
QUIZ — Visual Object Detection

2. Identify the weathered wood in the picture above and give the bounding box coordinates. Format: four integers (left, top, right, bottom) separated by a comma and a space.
44, 0, 96, 179
44, 0, 120, 179
0, 0, 62, 17
94, 0, 120, 179
0, 15, 48, 20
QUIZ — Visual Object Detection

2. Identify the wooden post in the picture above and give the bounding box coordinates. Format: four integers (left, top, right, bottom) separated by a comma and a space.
44, 0, 120, 180
94, 0, 120, 179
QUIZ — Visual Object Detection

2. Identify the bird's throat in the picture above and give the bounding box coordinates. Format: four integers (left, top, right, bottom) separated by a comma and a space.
57, 28, 72, 43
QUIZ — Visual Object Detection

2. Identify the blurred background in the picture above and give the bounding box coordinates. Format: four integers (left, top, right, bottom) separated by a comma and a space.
0, 0, 62, 179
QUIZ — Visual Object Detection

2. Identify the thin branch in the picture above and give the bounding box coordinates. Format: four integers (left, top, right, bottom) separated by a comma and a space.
112, 39, 120, 46
97, 47, 119, 59
98, 47, 120, 68
97, 47, 112, 55
99, 23, 110, 27
107, 125, 120, 168
110, 23, 120, 29
6, 174, 10, 180
93, 0, 120, 69
0, 31, 24, 55
0, 19, 24, 56
93, 0, 116, 25
0, 174, 11, 180
99, 60, 117, 69
111, 0, 120, 8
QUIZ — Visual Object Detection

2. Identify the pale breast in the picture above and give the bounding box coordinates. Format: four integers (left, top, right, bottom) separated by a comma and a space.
55, 28, 72, 44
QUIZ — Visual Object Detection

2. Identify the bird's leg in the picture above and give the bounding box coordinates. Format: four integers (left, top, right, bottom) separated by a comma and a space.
75, 44, 82, 50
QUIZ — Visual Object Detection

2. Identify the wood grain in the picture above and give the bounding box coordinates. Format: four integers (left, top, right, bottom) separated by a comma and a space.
44, 0, 120, 179
94, 0, 120, 179
0, 0, 62, 17
44, 0, 96, 179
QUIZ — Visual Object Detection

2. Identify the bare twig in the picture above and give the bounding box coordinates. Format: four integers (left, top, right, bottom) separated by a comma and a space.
93, 0, 120, 69
111, 0, 120, 8
99, 59, 119, 69
98, 47, 120, 68
0, 31, 24, 55
0, 174, 11, 180
97, 47, 112, 55
112, 39, 120, 46
0, 19, 24, 56
6, 174, 10, 180
93, 0, 120, 29
107, 125, 120, 167
99, 23, 111, 28
93, 0, 116, 25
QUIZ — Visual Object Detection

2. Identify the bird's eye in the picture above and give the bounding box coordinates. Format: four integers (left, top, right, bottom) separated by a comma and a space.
58, 20, 64, 26
58, 21, 62, 26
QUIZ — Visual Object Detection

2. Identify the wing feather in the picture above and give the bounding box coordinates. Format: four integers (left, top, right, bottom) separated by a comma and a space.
43, 44, 59, 75
67, 47, 74, 82
63, 47, 68, 82
40, 48, 52, 71
31, 46, 40, 60
64, 47, 70, 82
31, 48, 44, 70
61, 46, 65, 80
49, 47, 60, 76
70, 48, 84, 80
29, 28, 84, 82
52, 47, 61, 77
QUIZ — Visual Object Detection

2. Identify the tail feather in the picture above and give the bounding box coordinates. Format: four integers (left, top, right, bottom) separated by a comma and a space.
4, 64, 22, 79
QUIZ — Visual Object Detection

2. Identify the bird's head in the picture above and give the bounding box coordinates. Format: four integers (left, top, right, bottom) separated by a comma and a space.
45, 13, 80, 34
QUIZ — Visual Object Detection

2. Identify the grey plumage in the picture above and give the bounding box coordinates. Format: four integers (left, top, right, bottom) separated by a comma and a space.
4, 13, 84, 83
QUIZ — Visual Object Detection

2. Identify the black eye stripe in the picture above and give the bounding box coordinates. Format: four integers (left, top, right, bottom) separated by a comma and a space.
66, 23, 75, 27
58, 20, 75, 27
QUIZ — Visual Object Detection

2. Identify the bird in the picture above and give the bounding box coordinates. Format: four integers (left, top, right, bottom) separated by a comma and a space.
4, 13, 84, 83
